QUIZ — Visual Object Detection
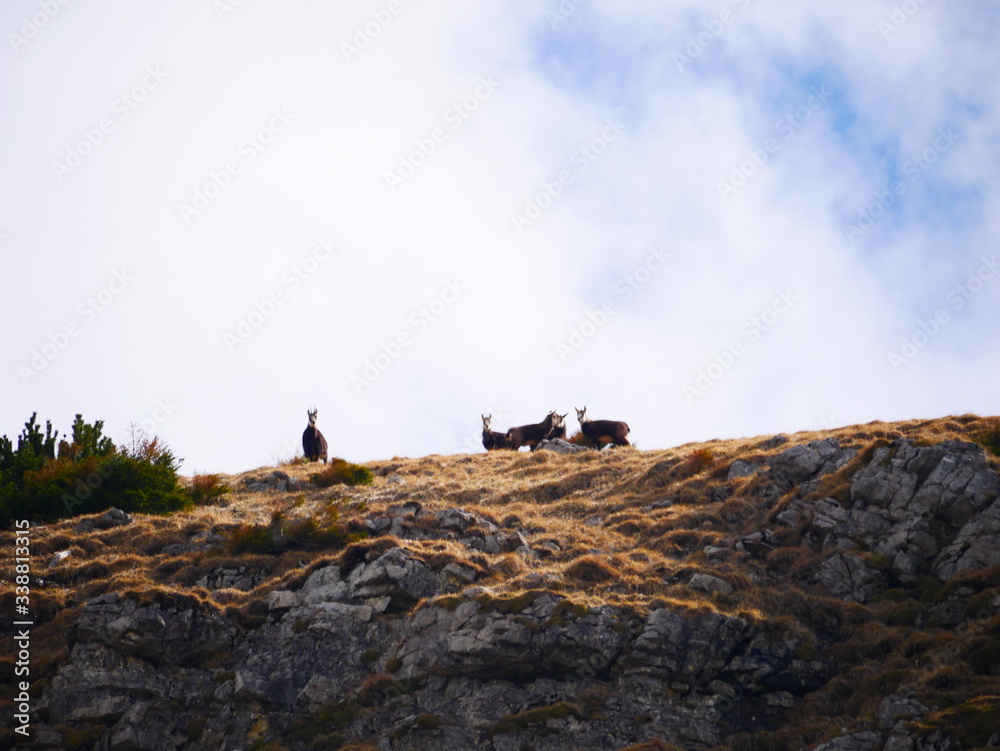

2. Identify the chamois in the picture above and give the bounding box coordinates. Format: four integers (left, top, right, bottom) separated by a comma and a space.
546, 412, 568, 441
575, 407, 630, 448
506, 410, 556, 451
302, 408, 328, 463
482, 414, 512, 451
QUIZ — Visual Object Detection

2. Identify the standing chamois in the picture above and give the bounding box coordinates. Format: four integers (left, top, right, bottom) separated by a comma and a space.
546, 412, 568, 441
506, 410, 557, 451
302, 408, 328, 463
575, 406, 630, 448
482, 414, 512, 451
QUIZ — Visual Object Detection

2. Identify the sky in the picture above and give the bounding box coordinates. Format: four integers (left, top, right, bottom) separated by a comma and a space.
2, 0, 998, 474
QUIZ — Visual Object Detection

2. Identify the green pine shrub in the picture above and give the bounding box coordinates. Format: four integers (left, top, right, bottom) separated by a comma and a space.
0, 413, 191, 527
973, 417, 1000, 457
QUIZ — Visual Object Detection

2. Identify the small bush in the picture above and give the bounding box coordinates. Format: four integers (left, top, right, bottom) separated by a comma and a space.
567, 431, 596, 449
973, 417, 1000, 457
563, 556, 618, 583
385, 657, 403, 673
490, 702, 583, 736
357, 674, 407, 707
61, 725, 108, 751
228, 511, 365, 556
229, 526, 276, 555
616, 742, 683, 751
190, 474, 230, 505
680, 448, 715, 478
287, 701, 359, 745
0, 413, 191, 526
925, 696, 1000, 747
414, 713, 441, 730
311, 458, 373, 488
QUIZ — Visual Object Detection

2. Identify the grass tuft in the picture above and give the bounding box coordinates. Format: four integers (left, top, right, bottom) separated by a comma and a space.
973, 417, 1000, 457
310, 458, 374, 488
190, 474, 230, 505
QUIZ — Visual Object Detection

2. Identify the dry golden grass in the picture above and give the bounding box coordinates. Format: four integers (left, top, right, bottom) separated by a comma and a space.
2, 414, 999, 746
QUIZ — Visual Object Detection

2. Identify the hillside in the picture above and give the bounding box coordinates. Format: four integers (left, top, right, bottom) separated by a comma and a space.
3, 415, 1000, 750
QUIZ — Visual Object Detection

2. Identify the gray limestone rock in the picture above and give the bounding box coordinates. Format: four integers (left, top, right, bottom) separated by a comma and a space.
813, 730, 883, 751
768, 439, 857, 487
688, 573, 735, 596
814, 553, 887, 603
728, 459, 760, 480
934, 497, 1000, 580
536, 438, 590, 454
73, 507, 134, 533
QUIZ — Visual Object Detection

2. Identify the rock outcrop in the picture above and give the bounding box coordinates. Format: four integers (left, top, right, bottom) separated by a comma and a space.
776, 439, 1000, 590
7, 418, 1000, 751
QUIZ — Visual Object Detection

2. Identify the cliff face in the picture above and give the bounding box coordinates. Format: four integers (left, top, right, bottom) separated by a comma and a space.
3, 416, 1000, 751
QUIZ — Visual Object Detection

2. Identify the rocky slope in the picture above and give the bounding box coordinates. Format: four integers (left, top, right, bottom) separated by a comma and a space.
2, 415, 1000, 750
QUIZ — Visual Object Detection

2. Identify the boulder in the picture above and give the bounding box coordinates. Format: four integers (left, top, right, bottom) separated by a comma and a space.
74, 507, 134, 533
728, 459, 760, 480
536, 438, 590, 454
400, 594, 628, 683
850, 441, 998, 520
877, 694, 929, 729
689, 573, 735, 596
934, 497, 1000, 580
300, 564, 349, 604
623, 607, 749, 686
814, 554, 887, 603
348, 547, 439, 607
813, 730, 882, 751
768, 439, 857, 487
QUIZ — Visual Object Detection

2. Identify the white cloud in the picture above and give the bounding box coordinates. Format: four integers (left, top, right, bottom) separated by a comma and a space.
1, 0, 997, 473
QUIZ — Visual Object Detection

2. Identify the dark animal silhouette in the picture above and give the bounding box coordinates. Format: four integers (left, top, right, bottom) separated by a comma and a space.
575, 406, 630, 448
482, 414, 512, 451
545, 412, 568, 441
302, 408, 328, 463
506, 410, 556, 451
